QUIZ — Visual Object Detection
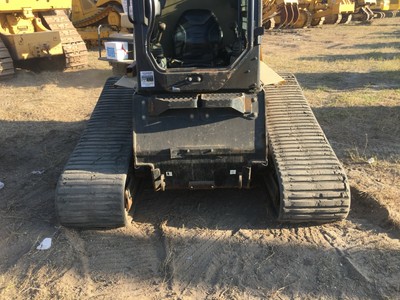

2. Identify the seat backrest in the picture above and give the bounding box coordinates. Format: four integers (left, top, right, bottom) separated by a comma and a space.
174, 9, 223, 67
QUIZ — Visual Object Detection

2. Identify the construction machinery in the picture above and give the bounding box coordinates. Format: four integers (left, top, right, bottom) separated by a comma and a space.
263, 0, 301, 29
56, 0, 351, 228
352, 0, 376, 21
262, 0, 355, 29
0, 0, 87, 78
71, 0, 133, 45
372, 0, 400, 18
300, 0, 355, 26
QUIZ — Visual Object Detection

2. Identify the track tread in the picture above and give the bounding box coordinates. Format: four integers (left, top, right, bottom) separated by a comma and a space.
42, 10, 88, 69
265, 73, 351, 222
55, 77, 134, 228
0, 38, 14, 78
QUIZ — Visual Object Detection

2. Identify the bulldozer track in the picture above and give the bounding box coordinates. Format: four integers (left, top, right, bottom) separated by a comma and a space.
72, 6, 121, 28
0, 38, 14, 78
264, 74, 351, 222
55, 77, 134, 228
42, 10, 88, 69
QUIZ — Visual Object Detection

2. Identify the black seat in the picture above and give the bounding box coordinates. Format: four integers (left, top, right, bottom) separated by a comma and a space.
173, 9, 223, 67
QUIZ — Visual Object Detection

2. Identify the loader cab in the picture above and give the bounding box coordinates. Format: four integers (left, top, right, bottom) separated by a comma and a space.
131, 0, 263, 93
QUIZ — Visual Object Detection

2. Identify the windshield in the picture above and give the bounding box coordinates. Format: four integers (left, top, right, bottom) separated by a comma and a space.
147, 0, 249, 70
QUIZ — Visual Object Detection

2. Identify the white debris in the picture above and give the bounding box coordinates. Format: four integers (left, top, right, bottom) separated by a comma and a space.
367, 157, 375, 165
37, 238, 52, 250
31, 169, 45, 175
0, 181, 4, 190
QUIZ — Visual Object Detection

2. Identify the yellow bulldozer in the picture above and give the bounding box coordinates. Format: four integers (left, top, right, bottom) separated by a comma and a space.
0, 0, 87, 79
70, 0, 133, 45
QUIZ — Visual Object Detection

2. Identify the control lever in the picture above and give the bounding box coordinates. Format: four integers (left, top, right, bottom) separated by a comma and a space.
155, 22, 166, 44
151, 22, 167, 68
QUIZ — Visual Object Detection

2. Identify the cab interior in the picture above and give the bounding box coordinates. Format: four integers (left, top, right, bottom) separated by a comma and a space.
148, 0, 249, 69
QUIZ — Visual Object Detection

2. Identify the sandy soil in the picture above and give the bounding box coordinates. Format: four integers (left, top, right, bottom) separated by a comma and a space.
0, 19, 399, 299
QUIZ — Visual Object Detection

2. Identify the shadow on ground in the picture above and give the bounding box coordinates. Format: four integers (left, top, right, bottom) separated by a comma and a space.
1, 115, 399, 299
349, 187, 400, 238
339, 42, 400, 50
370, 30, 400, 38
1, 102, 399, 226
298, 52, 399, 62
312, 106, 400, 161
296, 71, 400, 90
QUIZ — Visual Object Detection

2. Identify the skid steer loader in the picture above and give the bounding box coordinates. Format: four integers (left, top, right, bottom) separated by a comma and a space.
55, 0, 351, 228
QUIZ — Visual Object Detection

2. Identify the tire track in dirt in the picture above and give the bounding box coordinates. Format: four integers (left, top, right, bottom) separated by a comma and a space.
133, 187, 274, 298
74, 223, 164, 298
241, 223, 400, 299
131, 179, 400, 299
320, 224, 400, 299
158, 224, 232, 298
349, 182, 400, 236
63, 229, 95, 297
156, 221, 174, 291
321, 228, 374, 284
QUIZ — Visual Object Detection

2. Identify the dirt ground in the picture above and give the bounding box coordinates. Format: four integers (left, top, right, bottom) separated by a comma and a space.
0, 18, 399, 300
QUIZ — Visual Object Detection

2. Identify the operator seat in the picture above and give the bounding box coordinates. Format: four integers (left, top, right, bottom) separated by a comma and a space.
173, 9, 224, 67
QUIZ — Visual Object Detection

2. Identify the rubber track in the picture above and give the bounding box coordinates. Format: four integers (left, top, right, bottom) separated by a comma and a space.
264, 74, 350, 222
42, 10, 88, 69
56, 77, 134, 228
0, 38, 14, 78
